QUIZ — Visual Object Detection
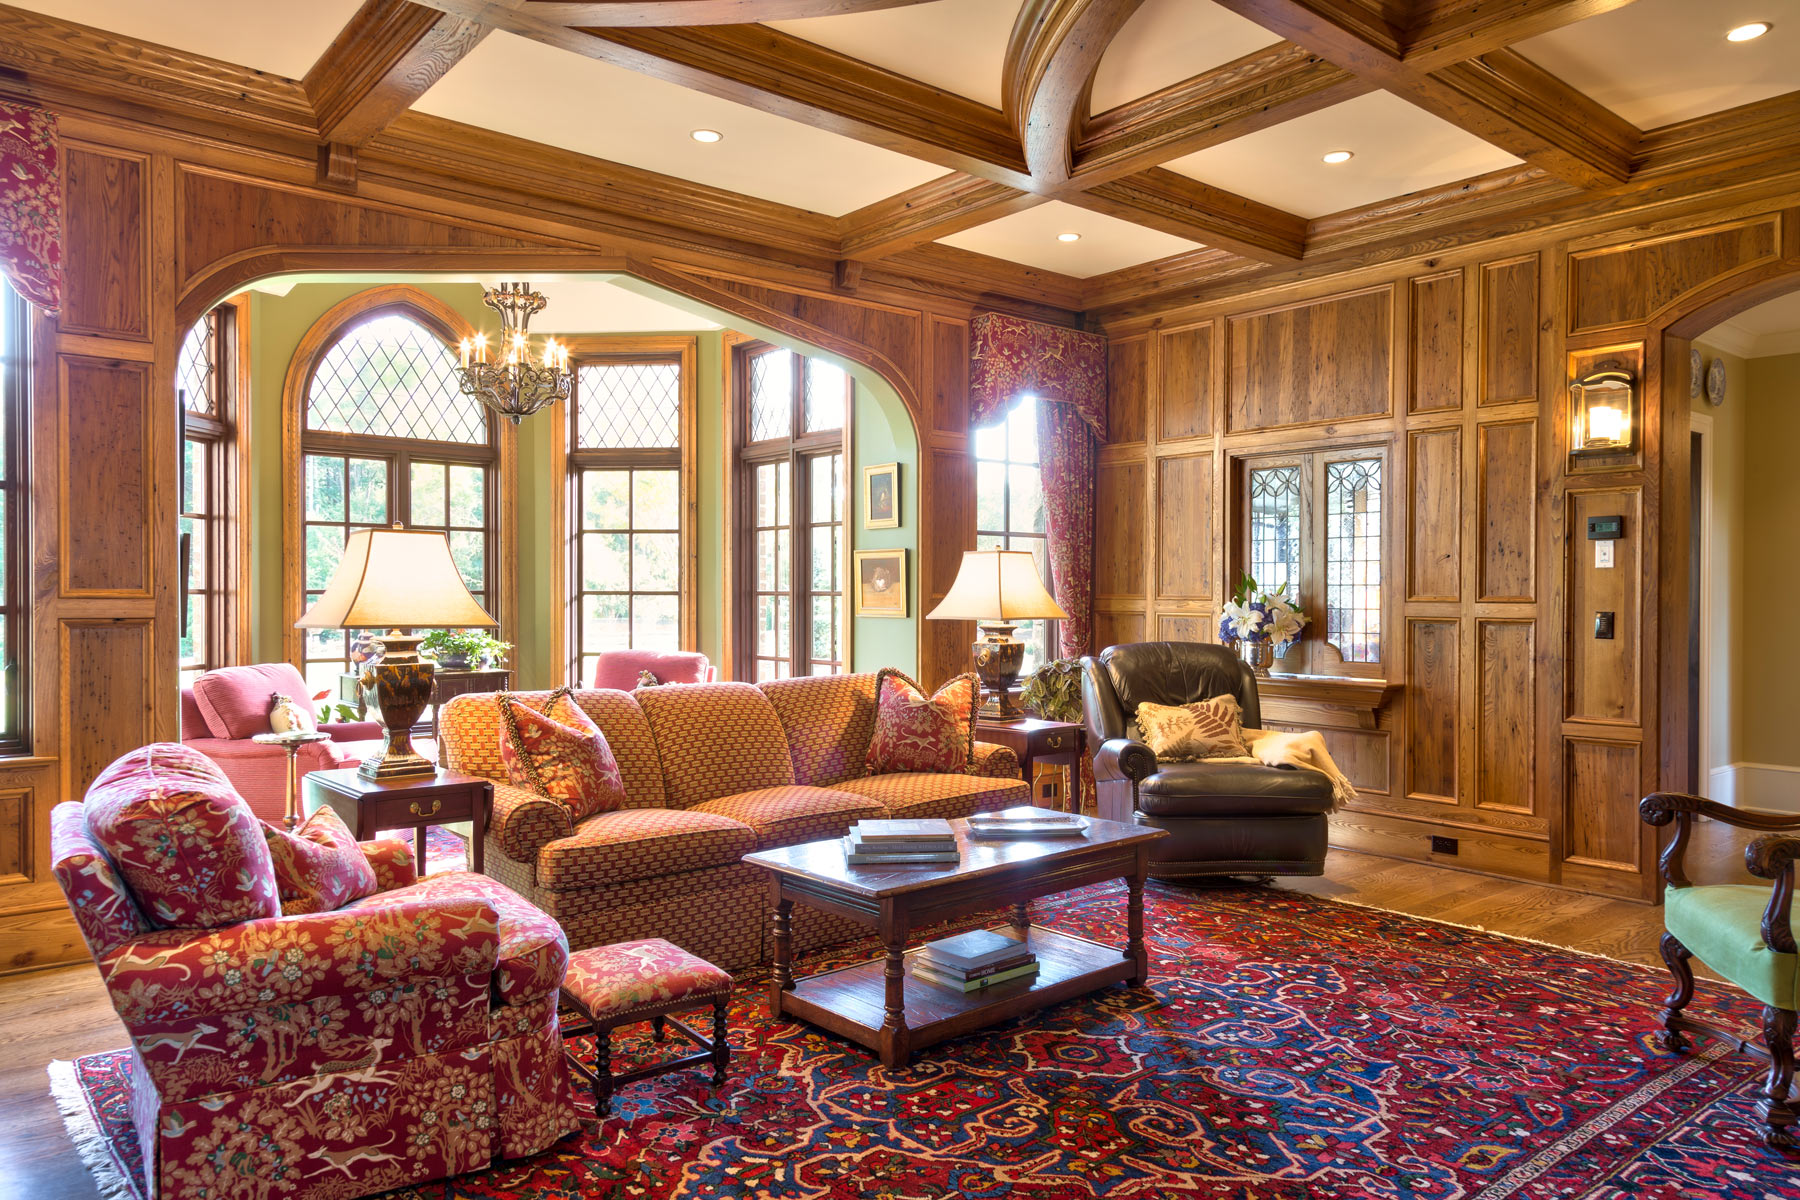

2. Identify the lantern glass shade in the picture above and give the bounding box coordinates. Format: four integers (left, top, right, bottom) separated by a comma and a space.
1570, 368, 1636, 455
296, 527, 496, 631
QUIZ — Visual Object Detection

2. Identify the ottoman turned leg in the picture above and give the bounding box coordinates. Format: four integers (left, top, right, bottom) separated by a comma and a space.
712, 998, 730, 1085
593, 1027, 614, 1115
652, 1015, 666, 1043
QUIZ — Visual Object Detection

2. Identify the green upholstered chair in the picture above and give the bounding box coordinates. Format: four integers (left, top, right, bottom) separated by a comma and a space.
1641, 791, 1800, 1148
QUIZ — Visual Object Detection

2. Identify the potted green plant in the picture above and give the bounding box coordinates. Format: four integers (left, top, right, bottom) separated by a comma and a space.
420, 629, 512, 671
1021, 658, 1083, 723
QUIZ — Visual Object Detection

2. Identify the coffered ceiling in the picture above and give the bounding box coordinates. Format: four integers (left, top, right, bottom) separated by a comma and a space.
4, 0, 1798, 312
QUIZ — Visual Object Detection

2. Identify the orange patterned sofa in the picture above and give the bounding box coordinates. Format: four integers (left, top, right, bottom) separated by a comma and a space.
439, 674, 1028, 970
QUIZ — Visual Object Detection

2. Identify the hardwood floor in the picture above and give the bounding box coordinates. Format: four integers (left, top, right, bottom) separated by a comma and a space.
0, 825, 1758, 1200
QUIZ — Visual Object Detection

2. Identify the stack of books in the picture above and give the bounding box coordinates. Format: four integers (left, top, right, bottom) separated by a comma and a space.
843, 818, 959, 865
913, 928, 1039, 992
967, 808, 1087, 839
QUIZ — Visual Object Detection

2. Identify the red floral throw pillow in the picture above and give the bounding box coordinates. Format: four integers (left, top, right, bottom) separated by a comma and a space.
864, 669, 979, 776
498, 689, 627, 820
262, 806, 378, 915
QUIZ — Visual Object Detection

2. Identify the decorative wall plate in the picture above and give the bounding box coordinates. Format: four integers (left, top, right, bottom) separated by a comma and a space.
1690, 348, 1703, 400
1706, 357, 1727, 406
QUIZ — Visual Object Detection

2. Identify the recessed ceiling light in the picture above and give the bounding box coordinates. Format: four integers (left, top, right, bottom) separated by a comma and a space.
690, 129, 723, 143
1727, 21, 1770, 41
1322, 150, 1354, 165
1056, 232, 1082, 243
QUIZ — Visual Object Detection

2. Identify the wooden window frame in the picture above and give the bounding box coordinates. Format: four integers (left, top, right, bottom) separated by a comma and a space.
554, 338, 699, 688
730, 340, 852, 681
0, 282, 31, 752
1229, 440, 1392, 680
178, 304, 246, 685
281, 286, 516, 675
972, 398, 1057, 670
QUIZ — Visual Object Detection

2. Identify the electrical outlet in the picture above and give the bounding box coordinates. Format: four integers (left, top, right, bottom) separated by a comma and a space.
1430, 835, 1459, 856
1595, 540, 1615, 568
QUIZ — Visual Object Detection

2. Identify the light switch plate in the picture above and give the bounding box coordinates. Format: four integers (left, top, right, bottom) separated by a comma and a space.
1595, 540, 1615, 568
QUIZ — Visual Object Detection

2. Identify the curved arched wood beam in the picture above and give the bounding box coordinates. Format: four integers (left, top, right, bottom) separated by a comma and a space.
1003, 0, 1145, 188
516, 0, 939, 24
305, 0, 489, 149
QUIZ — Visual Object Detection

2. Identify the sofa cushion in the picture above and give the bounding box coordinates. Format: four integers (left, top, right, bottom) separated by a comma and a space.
443, 689, 666, 810
499, 690, 627, 820
1135, 695, 1249, 760
636, 683, 794, 808
562, 938, 732, 1022
83, 743, 281, 929
190, 663, 315, 740
536, 807, 757, 891
866, 669, 978, 776
1137, 761, 1335, 817
832, 772, 1029, 821
691, 786, 885, 850
352, 870, 568, 1005
262, 805, 378, 915
1665, 883, 1799, 1010
759, 673, 879, 787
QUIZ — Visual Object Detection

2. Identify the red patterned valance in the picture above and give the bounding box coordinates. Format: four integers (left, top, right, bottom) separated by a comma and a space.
969, 312, 1106, 436
0, 100, 61, 313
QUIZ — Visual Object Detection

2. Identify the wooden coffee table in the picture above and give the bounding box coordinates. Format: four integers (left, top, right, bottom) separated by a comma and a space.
742, 808, 1167, 1068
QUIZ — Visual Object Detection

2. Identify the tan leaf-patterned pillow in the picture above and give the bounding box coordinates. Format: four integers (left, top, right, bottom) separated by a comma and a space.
1135, 695, 1250, 760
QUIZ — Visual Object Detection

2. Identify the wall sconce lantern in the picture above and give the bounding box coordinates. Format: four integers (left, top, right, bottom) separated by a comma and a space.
1569, 362, 1637, 456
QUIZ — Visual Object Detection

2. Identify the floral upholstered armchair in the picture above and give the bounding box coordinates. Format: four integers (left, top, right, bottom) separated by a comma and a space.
52, 743, 579, 1200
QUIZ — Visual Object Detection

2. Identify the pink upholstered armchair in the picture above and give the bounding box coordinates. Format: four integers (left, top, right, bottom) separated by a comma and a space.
181, 662, 385, 823
592, 649, 716, 690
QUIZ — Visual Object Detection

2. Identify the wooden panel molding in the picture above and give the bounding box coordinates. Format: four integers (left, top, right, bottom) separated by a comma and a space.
1409, 269, 1462, 414
1107, 336, 1147, 444
57, 357, 153, 598
1155, 452, 1212, 600
1155, 323, 1213, 442
929, 317, 969, 436
1407, 427, 1461, 602
1095, 610, 1146, 650
1563, 737, 1642, 873
1568, 216, 1782, 334
0, 788, 31, 887
1405, 618, 1460, 803
1566, 488, 1642, 725
1477, 418, 1537, 602
1479, 254, 1538, 407
1227, 286, 1392, 431
1095, 459, 1147, 598
60, 147, 149, 341
1476, 619, 1536, 814
60, 620, 155, 805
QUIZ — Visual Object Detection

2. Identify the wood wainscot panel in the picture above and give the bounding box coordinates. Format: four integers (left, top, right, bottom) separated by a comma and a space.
1569, 215, 1781, 335
1269, 722, 1391, 796
1227, 286, 1392, 432
1095, 459, 1146, 599
1566, 488, 1641, 724
1563, 737, 1643, 875
1406, 619, 1460, 803
60, 620, 156, 803
1155, 452, 1212, 601
1407, 427, 1461, 602
1156, 323, 1212, 442
1478, 418, 1537, 601
1328, 807, 1551, 882
1107, 336, 1147, 444
1095, 611, 1145, 650
1479, 255, 1537, 407
1157, 612, 1213, 642
61, 146, 149, 341
1476, 619, 1536, 814
1409, 270, 1462, 414
58, 356, 153, 598
0, 787, 29, 886
929, 317, 968, 435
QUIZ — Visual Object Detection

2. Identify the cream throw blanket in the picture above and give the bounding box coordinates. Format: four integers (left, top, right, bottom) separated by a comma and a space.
1215, 728, 1358, 810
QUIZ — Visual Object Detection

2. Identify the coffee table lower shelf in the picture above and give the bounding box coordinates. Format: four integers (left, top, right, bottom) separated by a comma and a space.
773, 924, 1135, 1063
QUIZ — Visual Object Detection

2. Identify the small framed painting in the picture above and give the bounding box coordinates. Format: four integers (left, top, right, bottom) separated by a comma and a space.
862, 462, 900, 529
853, 549, 908, 618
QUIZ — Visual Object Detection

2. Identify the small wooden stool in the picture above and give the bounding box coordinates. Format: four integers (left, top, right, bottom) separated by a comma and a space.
559, 938, 732, 1114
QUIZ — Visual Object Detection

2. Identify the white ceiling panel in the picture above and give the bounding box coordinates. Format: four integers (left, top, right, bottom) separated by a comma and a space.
1706, 287, 1800, 358
1517, 0, 1800, 129
413, 32, 949, 217
6, 0, 363, 79
1162, 92, 1521, 220
767, 0, 1021, 109
1089, 0, 1282, 114
937, 199, 1202, 276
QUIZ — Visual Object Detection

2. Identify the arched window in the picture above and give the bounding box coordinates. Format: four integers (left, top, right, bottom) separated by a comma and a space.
178, 304, 242, 688
289, 295, 500, 695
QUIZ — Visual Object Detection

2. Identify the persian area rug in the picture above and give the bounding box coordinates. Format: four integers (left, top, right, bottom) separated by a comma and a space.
50, 883, 1800, 1199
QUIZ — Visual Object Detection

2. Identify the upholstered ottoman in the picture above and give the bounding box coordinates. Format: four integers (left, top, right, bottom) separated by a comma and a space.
560, 938, 733, 1114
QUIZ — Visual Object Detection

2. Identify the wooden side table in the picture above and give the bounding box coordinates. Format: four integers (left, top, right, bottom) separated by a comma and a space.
304, 767, 491, 875
975, 718, 1086, 814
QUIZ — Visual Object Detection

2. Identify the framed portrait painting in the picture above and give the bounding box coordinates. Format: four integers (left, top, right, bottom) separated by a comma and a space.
862, 462, 900, 529
853, 549, 907, 618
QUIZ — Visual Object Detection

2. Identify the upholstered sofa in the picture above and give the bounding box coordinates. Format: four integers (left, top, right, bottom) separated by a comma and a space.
52, 743, 578, 1200
440, 674, 1029, 971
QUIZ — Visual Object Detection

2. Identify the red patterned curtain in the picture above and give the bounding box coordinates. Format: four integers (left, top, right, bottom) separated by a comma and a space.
969, 313, 1107, 657
0, 100, 62, 312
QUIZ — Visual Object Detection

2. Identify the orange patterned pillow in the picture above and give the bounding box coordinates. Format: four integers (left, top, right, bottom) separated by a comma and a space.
262, 805, 377, 915
864, 669, 978, 776
498, 689, 627, 820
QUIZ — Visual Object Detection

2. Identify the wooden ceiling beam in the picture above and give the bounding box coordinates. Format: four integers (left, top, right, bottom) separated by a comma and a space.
835, 175, 1046, 261
1064, 168, 1307, 262
304, 0, 489, 148
1003, 0, 1146, 187
514, 0, 939, 24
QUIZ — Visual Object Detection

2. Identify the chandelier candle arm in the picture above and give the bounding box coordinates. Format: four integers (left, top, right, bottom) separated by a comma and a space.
453, 280, 573, 425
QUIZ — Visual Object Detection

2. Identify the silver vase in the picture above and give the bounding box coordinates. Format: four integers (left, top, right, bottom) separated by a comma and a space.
1237, 639, 1274, 678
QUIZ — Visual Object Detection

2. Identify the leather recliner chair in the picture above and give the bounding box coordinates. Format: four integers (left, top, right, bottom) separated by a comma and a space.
1081, 641, 1334, 879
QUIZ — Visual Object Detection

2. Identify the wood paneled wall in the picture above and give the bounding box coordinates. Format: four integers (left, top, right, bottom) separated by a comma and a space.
1097, 202, 1800, 901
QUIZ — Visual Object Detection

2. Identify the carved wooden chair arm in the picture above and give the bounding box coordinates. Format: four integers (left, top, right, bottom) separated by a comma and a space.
1639, 793, 1800, 889
1747, 835, 1800, 954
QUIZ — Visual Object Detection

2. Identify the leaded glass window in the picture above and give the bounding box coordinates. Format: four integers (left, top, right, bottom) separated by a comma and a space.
1325, 458, 1382, 663
307, 314, 487, 444
577, 361, 680, 450
1248, 465, 1301, 596
179, 307, 237, 690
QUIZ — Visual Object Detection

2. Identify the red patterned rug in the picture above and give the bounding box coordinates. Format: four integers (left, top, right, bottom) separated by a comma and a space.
49, 882, 1800, 1199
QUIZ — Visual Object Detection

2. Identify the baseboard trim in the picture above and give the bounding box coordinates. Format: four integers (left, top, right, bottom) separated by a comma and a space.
1709, 762, 1800, 812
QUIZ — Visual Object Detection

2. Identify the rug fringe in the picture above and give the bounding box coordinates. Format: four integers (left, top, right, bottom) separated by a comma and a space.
46, 1059, 138, 1200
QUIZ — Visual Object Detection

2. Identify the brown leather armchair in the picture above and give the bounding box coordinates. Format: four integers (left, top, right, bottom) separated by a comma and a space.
1081, 641, 1334, 879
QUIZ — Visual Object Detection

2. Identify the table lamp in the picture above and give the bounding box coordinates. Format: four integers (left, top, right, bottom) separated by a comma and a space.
926, 549, 1068, 720
296, 526, 497, 781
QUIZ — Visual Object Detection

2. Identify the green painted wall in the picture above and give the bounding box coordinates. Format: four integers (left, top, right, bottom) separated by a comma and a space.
243, 279, 920, 687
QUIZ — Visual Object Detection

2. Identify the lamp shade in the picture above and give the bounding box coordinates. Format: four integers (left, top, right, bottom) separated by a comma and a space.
925, 550, 1068, 622
296, 527, 496, 630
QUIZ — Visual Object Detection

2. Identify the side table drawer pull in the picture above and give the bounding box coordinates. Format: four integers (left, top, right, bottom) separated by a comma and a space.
1044, 734, 1064, 749
409, 797, 442, 819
